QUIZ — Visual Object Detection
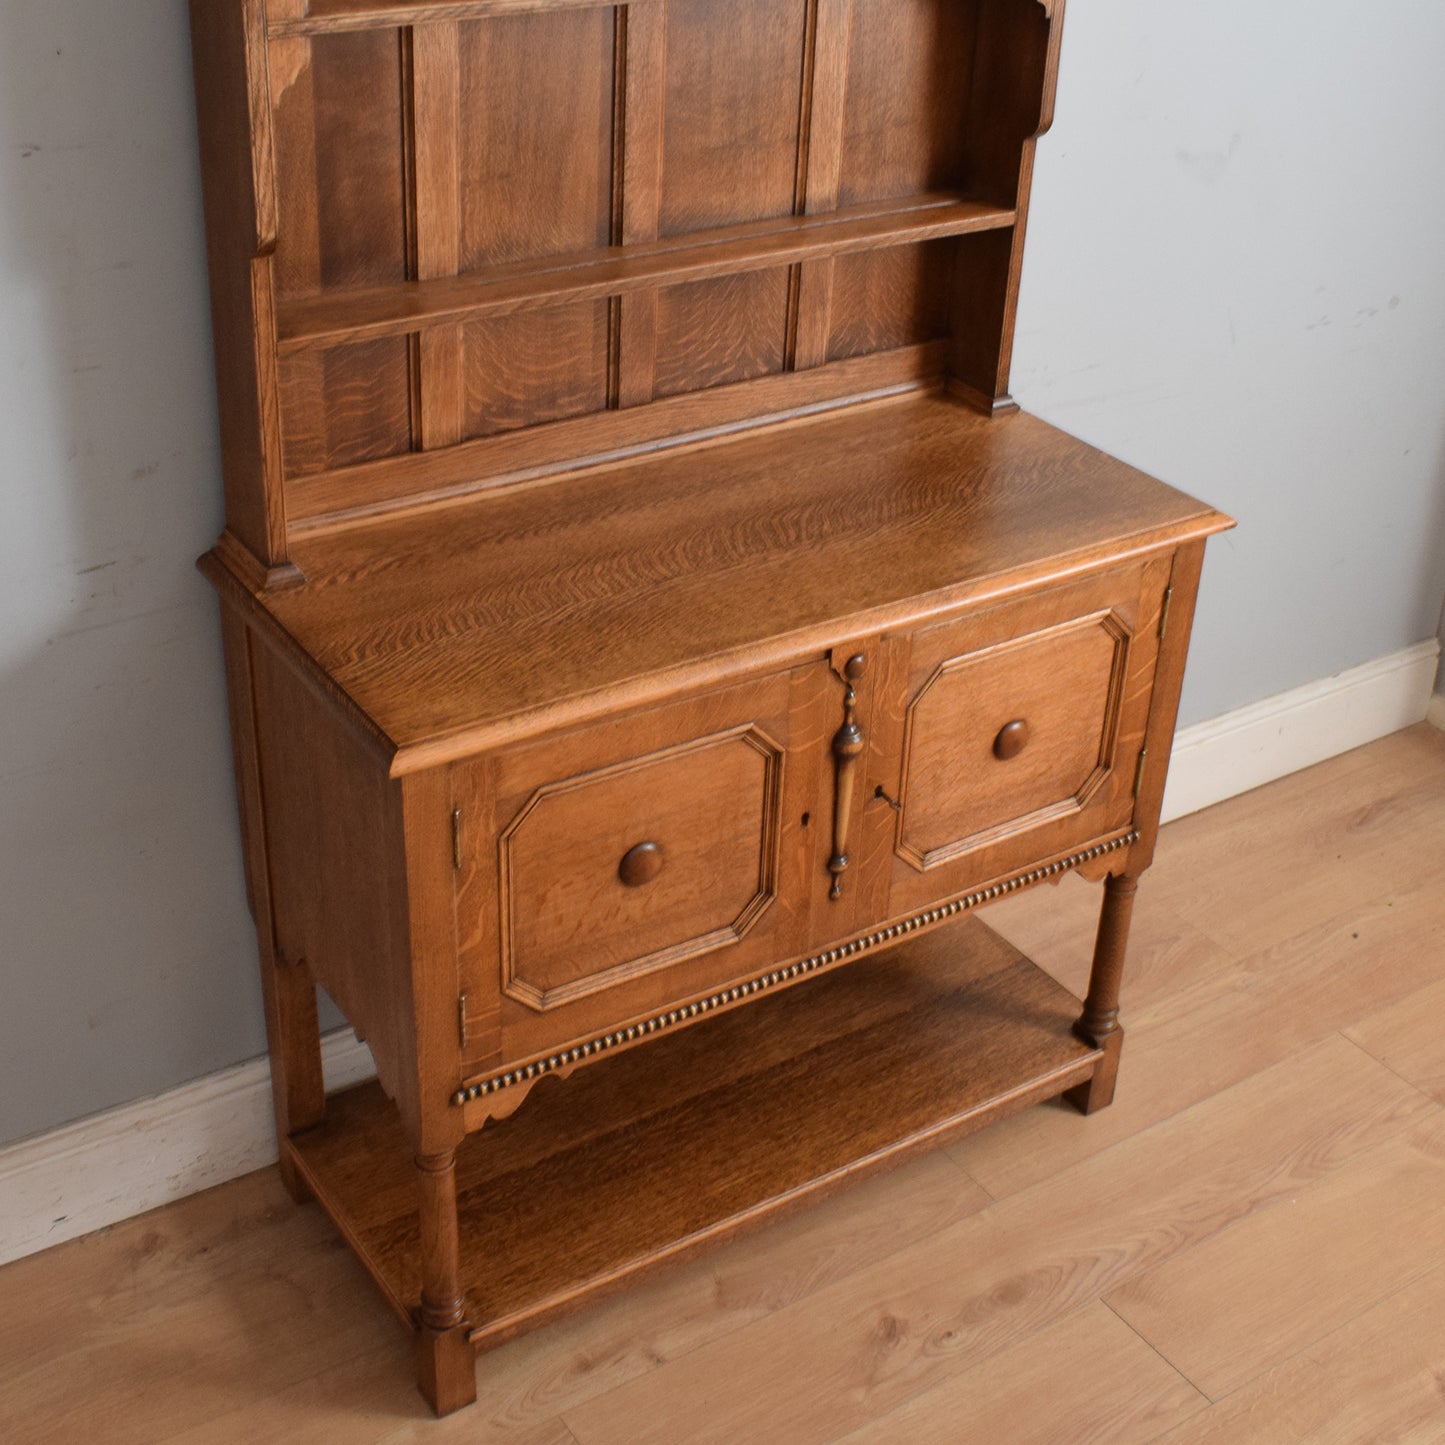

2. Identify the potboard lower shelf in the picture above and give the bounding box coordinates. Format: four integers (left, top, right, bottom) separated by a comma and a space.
286, 915, 1101, 1353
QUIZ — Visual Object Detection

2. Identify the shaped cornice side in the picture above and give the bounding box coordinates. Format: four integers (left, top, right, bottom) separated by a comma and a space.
1033, 0, 1067, 139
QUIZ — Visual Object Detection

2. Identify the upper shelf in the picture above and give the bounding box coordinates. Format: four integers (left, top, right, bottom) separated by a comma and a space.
274, 193, 1015, 355
269, 0, 617, 39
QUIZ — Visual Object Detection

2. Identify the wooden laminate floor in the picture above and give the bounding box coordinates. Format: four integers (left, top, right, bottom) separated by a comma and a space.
4, 724, 1444, 1444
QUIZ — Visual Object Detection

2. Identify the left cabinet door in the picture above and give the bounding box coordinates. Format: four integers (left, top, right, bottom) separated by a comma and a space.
452, 663, 833, 1075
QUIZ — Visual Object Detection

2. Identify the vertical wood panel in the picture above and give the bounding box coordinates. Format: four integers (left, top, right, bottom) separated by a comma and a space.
839, 0, 978, 206
793, 0, 853, 370
615, 1, 666, 408
652, 0, 805, 397
410, 23, 464, 449
271, 29, 413, 476
300, 32, 410, 290
268, 37, 326, 479
654, 269, 791, 399
660, 0, 807, 235
456, 11, 615, 265
461, 303, 611, 438
828, 240, 954, 362
455, 9, 616, 433
278, 338, 415, 476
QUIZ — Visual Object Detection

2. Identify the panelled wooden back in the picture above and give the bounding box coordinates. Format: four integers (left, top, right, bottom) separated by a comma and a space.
190, 0, 1063, 571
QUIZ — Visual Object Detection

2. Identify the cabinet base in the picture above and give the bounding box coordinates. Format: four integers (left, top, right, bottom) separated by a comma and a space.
285, 914, 1103, 1407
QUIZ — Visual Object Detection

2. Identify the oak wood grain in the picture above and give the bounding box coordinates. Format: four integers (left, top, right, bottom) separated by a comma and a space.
288, 918, 1100, 1349
213, 395, 1229, 772
659, 0, 804, 236
837, 0, 979, 207
462, 663, 822, 1070
283, 341, 949, 528
275, 194, 1013, 353
826, 238, 955, 361
653, 268, 791, 397
790, 0, 854, 370
408, 21, 464, 450
221, 610, 326, 1197
247, 635, 416, 1119
187, 0, 290, 563
273, 0, 620, 40
183, 2, 1234, 1420
612, 0, 665, 409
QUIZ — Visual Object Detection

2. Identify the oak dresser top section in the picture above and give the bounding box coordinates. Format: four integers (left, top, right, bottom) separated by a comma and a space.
206, 394, 1231, 773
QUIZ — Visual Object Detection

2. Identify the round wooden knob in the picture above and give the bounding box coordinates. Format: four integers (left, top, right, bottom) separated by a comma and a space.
618, 841, 665, 888
843, 653, 868, 682
993, 719, 1031, 761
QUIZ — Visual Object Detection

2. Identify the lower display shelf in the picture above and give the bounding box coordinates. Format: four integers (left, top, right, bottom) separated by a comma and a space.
286, 914, 1102, 1354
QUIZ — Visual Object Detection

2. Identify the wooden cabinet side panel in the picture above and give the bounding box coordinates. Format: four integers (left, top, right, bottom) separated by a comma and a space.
188, 0, 287, 565
399, 770, 467, 1154
249, 638, 418, 1109
220, 605, 326, 1143
1127, 538, 1208, 874
949, 0, 1064, 405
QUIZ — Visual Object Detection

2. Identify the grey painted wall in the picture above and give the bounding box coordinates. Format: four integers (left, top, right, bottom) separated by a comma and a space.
0, 2, 273, 1146
3, 0, 1444, 1148
1011, 1, 1445, 726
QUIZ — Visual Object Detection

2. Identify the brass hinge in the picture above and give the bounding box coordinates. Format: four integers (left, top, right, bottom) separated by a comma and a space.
458, 993, 468, 1049
1134, 747, 1149, 799
1158, 586, 1174, 642
451, 808, 463, 870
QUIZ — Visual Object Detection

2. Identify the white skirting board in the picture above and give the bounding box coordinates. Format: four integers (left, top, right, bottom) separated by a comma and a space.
0, 1032, 377, 1269
1, 638, 1441, 1270
1160, 638, 1442, 822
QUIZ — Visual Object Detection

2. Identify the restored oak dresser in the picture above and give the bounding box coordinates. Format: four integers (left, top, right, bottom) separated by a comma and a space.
189, 0, 1233, 1414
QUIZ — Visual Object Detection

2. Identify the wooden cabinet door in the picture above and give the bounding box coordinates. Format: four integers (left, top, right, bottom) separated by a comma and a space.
452, 662, 834, 1074
856, 557, 1174, 922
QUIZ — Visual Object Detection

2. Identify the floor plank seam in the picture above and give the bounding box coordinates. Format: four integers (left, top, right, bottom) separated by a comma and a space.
1105, 1100, 1445, 1410
1097, 1295, 1209, 1414
1184, 1257, 1445, 1418
1329, 1029, 1445, 1110
940, 1147, 999, 1205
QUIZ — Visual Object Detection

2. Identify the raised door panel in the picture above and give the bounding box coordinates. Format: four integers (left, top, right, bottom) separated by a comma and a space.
861, 557, 1173, 920
454, 662, 834, 1074
500, 725, 780, 1012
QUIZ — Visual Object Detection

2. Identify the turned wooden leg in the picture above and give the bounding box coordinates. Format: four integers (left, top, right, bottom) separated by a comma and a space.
1066, 871, 1139, 1116
414, 1151, 477, 1416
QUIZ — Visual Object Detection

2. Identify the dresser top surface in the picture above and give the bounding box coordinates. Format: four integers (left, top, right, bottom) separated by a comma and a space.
212, 393, 1231, 772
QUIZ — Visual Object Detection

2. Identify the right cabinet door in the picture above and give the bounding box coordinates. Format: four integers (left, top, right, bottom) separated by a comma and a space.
862, 555, 1174, 920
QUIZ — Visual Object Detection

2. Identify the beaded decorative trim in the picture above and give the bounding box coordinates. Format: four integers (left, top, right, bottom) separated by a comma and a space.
451, 830, 1140, 1107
